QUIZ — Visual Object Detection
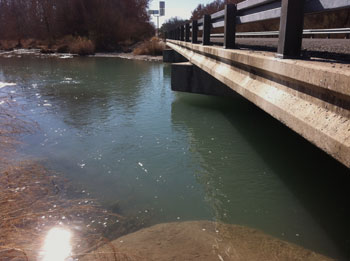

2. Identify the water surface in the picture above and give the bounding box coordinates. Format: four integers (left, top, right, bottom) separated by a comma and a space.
0, 55, 349, 260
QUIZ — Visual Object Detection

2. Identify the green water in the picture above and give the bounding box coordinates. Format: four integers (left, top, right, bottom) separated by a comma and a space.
0, 55, 349, 259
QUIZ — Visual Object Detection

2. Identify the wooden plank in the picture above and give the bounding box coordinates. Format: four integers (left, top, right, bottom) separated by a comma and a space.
224, 4, 237, 49
277, 0, 305, 58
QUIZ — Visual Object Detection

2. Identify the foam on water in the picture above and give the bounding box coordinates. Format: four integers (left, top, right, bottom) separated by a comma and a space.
0, 82, 16, 89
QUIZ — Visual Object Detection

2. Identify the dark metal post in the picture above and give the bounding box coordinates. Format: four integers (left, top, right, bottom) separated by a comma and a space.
180, 25, 185, 41
192, 20, 198, 44
224, 4, 237, 49
177, 27, 181, 40
185, 23, 190, 42
277, 0, 305, 58
202, 14, 211, 46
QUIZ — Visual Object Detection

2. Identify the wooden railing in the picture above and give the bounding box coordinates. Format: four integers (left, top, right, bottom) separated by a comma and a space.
165, 0, 350, 58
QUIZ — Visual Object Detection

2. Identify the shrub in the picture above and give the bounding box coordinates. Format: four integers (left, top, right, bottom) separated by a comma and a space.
20, 39, 37, 49
133, 37, 165, 56
68, 37, 95, 56
0, 40, 17, 51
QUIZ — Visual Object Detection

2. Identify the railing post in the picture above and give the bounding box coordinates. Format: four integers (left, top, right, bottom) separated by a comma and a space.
202, 14, 211, 46
277, 0, 305, 58
224, 4, 237, 49
177, 27, 181, 40
192, 20, 198, 44
185, 23, 190, 42
180, 25, 185, 41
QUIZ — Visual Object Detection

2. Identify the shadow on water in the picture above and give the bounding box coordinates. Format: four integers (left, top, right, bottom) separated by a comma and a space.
171, 92, 350, 260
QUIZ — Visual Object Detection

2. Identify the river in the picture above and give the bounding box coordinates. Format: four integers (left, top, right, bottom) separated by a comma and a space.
0, 54, 349, 260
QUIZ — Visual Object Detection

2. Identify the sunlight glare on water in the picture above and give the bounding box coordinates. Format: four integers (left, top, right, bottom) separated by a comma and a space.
40, 227, 73, 261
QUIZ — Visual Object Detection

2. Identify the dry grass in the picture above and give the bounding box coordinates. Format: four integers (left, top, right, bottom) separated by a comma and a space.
68, 36, 95, 56
133, 37, 165, 56
0, 40, 18, 51
0, 36, 96, 56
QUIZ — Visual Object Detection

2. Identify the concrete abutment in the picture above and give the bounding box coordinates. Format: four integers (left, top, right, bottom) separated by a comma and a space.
163, 49, 188, 63
171, 62, 237, 97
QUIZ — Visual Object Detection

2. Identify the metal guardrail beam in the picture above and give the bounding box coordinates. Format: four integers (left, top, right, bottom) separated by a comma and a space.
210, 28, 350, 37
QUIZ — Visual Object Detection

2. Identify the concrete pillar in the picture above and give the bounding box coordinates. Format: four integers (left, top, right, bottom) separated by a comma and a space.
171, 62, 237, 97
163, 49, 188, 63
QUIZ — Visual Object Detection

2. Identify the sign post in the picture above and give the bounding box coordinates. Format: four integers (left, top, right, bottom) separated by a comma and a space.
148, 1, 165, 37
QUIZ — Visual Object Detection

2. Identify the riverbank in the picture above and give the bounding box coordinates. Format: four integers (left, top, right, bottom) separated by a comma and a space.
94, 52, 163, 62
0, 48, 163, 62
0, 37, 165, 58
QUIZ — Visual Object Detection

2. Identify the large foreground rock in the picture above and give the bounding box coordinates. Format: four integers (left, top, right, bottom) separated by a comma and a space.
82, 221, 332, 261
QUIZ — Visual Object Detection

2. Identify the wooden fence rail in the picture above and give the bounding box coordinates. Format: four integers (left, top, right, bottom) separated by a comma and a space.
166, 0, 350, 58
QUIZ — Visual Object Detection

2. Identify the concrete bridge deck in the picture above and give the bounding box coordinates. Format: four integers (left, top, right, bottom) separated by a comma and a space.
166, 39, 350, 168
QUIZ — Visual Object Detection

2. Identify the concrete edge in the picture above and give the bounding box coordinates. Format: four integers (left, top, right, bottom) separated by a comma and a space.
167, 40, 350, 98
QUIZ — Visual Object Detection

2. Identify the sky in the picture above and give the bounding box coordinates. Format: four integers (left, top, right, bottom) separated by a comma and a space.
148, 0, 214, 27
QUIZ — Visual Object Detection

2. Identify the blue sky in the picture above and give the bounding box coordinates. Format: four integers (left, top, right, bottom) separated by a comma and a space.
149, 0, 214, 26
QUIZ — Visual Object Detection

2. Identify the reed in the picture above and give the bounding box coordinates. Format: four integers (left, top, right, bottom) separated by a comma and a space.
133, 37, 165, 56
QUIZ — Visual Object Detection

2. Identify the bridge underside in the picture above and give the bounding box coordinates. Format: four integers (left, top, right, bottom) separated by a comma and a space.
166, 40, 350, 168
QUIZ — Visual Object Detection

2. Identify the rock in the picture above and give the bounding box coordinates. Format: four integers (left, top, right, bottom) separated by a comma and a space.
81, 221, 333, 261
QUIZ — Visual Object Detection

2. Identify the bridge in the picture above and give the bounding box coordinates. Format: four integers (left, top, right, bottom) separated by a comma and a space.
163, 0, 350, 168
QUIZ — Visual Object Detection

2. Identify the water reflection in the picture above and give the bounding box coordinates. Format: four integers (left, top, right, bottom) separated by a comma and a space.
0, 57, 154, 131
171, 93, 350, 260
40, 227, 73, 261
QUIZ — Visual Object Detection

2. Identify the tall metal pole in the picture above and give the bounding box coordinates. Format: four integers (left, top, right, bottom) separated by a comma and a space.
157, 16, 159, 37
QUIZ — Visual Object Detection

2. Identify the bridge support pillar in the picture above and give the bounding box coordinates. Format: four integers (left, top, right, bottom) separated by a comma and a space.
163, 49, 188, 63
171, 62, 236, 97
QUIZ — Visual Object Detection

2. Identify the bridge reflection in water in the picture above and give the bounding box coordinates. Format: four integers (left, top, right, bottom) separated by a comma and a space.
170, 91, 350, 260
